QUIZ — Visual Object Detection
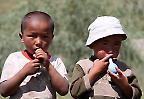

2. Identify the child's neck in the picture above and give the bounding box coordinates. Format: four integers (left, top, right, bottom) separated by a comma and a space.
89, 55, 97, 61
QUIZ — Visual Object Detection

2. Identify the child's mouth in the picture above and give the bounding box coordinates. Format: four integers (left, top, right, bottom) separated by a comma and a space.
34, 47, 40, 51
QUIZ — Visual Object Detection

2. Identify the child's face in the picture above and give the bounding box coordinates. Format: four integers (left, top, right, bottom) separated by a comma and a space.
91, 35, 123, 59
21, 18, 53, 54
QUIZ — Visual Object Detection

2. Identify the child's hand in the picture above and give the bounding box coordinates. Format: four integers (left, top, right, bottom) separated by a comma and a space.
23, 59, 41, 75
107, 67, 128, 88
88, 54, 112, 86
90, 54, 113, 74
108, 67, 133, 98
34, 48, 50, 68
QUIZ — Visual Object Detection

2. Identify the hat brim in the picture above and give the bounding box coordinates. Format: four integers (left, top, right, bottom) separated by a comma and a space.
86, 28, 127, 46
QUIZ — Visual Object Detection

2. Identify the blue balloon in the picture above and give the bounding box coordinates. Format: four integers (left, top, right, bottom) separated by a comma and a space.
108, 58, 117, 74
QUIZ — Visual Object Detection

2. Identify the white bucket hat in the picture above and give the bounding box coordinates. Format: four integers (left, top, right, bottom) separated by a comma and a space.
86, 16, 127, 46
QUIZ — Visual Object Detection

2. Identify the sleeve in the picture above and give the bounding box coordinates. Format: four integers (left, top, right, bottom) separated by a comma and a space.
0, 53, 16, 83
70, 64, 92, 98
128, 73, 142, 99
54, 57, 68, 80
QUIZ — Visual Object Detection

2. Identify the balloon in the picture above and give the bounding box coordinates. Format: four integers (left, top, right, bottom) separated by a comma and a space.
108, 58, 117, 74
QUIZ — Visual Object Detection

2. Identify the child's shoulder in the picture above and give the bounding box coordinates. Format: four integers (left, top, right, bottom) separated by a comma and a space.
49, 55, 65, 66
7, 51, 22, 58
76, 58, 93, 66
116, 59, 134, 76
76, 58, 93, 74
115, 59, 131, 69
49, 55, 62, 62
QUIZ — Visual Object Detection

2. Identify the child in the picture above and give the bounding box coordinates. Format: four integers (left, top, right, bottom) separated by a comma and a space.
0, 11, 69, 99
70, 16, 142, 99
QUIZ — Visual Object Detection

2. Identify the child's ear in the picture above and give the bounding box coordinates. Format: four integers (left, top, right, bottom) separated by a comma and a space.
19, 33, 24, 43
19, 33, 22, 38
52, 34, 54, 39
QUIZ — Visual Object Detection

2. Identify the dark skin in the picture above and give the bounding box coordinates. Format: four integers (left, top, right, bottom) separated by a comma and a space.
0, 16, 69, 97
88, 35, 133, 98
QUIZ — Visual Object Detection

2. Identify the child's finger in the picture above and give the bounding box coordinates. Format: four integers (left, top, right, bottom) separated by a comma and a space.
101, 54, 113, 62
32, 59, 41, 63
34, 49, 45, 60
34, 63, 41, 67
36, 53, 43, 58
35, 48, 43, 53
107, 70, 118, 79
115, 67, 123, 76
94, 59, 99, 62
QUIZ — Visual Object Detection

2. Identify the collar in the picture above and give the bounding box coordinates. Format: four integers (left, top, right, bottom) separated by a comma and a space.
89, 55, 97, 62
21, 50, 51, 60
21, 50, 34, 60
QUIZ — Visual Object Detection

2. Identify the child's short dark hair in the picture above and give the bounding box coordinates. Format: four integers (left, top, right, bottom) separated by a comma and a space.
21, 11, 54, 34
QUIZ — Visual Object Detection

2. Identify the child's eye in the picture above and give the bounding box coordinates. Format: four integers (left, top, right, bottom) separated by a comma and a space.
43, 35, 49, 38
28, 35, 37, 38
41, 35, 49, 39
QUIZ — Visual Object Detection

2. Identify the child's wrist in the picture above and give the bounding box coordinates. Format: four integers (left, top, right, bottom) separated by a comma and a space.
43, 60, 50, 69
123, 84, 133, 98
20, 67, 29, 77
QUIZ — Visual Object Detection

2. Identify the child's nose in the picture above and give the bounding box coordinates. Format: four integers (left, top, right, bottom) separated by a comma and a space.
35, 37, 42, 47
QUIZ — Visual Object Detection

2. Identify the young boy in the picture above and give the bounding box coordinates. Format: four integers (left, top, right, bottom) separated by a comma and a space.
70, 16, 142, 99
0, 11, 69, 99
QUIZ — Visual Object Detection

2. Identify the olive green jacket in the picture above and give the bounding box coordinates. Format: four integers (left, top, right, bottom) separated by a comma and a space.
70, 57, 142, 99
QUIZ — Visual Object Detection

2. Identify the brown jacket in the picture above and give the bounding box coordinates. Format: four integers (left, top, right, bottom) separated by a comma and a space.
70, 57, 142, 99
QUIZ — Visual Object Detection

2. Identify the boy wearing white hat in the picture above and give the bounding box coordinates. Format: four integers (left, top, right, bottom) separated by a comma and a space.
70, 16, 142, 99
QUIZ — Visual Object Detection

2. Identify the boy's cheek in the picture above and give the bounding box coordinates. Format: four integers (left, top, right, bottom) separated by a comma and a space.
95, 50, 119, 59
95, 50, 107, 59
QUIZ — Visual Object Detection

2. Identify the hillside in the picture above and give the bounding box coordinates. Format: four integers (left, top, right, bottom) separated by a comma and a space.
132, 39, 144, 57
0, 0, 144, 99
